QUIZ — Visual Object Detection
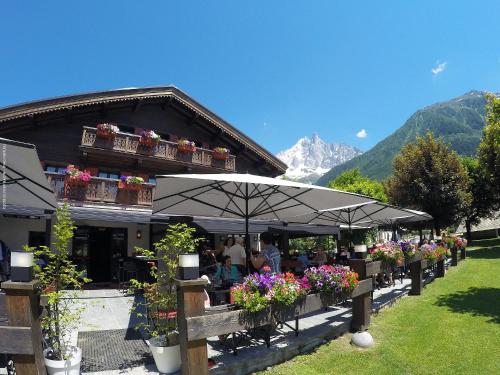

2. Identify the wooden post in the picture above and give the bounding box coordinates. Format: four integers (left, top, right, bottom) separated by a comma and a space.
436, 257, 445, 278
460, 247, 466, 260
349, 259, 371, 331
451, 247, 458, 266
1, 280, 45, 375
176, 278, 208, 375
409, 259, 423, 295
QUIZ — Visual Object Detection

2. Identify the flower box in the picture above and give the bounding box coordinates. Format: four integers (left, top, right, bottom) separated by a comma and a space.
96, 123, 119, 140
119, 176, 144, 191
139, 130, 161, 148
64, 165, 91, 188
213, 147, 230, 161
177, 139, 196, 153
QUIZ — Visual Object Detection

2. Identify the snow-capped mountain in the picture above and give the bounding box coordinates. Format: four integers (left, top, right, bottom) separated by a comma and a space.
276, 134, 363, 183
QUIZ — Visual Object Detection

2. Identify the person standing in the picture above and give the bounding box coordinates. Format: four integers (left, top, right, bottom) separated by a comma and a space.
251, 231, 281, 274
224, 237, 247, 274
0, 240, 11, 281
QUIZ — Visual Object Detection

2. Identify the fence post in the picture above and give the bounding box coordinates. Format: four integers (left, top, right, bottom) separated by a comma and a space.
436, 257, 445, 278
409, 258, 423, 295
1, 280, 45, 375
176, 278, 208, 375
460, 247, 466, 260
451, 247, 458, 266
349, 259, 371, 331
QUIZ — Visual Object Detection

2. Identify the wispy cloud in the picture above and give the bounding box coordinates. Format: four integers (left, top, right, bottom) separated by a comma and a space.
432, 61, 448, 76
356, 129, 367, 139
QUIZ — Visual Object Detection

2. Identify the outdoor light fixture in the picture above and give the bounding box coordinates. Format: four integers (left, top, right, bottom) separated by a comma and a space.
178, 253, 199, 280
136, 230, 142, 239
10, 250, 34, 282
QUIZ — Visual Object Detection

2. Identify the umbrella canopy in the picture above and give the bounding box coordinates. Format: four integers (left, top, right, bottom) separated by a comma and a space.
152, 174, 375, 220
0, 137, 57, 212
152, 173, 375, 259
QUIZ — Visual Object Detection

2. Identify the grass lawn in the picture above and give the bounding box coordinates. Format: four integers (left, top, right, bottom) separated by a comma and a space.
260, 238, 500, 375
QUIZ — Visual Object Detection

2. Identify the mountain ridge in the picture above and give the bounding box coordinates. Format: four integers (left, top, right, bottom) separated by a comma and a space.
316, 90, 489, 185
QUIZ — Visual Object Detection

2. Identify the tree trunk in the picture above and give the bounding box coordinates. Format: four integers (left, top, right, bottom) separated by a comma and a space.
465, 220, 472, 244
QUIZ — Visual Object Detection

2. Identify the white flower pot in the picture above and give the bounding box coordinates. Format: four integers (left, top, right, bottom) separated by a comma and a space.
43, 346, 82, 375
148, 337, 181, 374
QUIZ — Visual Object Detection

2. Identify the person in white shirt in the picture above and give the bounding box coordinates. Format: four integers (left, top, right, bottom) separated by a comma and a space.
224, 237, 247, 274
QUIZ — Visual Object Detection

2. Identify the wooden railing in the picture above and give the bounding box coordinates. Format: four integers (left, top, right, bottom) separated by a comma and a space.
45, 172, 154, 206
80, 127, 236, 172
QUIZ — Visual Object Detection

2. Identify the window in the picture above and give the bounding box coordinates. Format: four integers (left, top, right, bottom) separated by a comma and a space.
45, 165, 66, 173
98, 171, 120, 180
149, 177, 157, 185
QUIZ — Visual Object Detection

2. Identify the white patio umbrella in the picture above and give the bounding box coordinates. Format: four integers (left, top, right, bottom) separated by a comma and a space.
152, 173, 375, 258
288, 201, 432, 246
0, 138, 57, 212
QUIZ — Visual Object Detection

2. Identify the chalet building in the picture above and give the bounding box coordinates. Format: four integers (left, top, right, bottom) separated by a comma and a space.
0, 86, 287, 283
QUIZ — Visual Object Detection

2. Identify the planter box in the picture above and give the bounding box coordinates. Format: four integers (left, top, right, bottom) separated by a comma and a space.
118, 181, 142, 191
213, 152, 230, 161
96, 128, 117, 140
64, 176, 89, 188
177, 144, 196, 153
139, 138, 160, 148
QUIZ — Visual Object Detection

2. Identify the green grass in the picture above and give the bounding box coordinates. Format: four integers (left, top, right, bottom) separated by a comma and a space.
260, 238, 500, 375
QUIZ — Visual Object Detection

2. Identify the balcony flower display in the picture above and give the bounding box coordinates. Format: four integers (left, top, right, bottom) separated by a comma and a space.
213, 147, 230, 161
420, 243, 445, 262
399, 240, 418, 261
370, 241, 405, 267
96, 123, 119, 140
139, 130, 161, 148
455, 237, 467, 249
64, 165, 91, 187
300, 265, 358, 302
177, 139, 196, 153
119, 175, 144, 191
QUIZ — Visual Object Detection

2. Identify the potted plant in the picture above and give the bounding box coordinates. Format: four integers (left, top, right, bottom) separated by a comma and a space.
28, 203, 90, 375
64, 165, 92, 187
118, 175, 144, 191
129, 223, 202, 374
139, 130, 161, 148
212, 147, 230, 161
177, 139, 196, 153
96, 123, 119, 140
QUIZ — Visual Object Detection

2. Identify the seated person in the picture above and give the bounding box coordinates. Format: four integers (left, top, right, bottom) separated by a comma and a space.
313, 246, 327, 266
214, 256, 240, 287
296, 251, 310, 273
199, 245, 217, 274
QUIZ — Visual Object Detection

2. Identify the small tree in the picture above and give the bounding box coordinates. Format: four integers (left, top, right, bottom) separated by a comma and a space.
460, 156, 496, 242
28, 203, 89, 360
386, 132, 471, 235
328, 168, 388, 202
129, 223, 202, 346
478, 93, 500, 209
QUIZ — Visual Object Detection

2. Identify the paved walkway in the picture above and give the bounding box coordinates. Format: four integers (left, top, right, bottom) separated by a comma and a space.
75, 272, 432, 375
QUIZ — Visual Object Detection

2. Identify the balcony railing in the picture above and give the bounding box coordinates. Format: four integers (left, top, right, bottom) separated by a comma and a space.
81, 127, 236, 172
45, 172, 154, 207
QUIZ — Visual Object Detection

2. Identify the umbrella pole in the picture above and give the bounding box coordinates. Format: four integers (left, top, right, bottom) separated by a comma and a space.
245, 184, 250, 275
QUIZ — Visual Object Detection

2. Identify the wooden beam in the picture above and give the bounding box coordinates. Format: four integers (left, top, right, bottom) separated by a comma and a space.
0, 326, 34, 354
161, 96, 174, 110
132, 99, 143, 113
187, 113, 200, 126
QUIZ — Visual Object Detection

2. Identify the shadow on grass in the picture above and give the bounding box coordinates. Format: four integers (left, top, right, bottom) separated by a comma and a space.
435, 287, 500, 324
466, 246, 500, 259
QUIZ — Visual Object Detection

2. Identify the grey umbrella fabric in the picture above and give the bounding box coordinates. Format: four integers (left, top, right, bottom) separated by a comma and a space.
0, 137, 57, 212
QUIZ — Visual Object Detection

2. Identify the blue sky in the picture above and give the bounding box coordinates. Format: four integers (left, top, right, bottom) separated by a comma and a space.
1, 1, 500, 154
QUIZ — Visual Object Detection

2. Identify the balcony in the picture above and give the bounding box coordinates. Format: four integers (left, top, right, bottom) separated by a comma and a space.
46, 172, 154, 207
80, 127, 236, 172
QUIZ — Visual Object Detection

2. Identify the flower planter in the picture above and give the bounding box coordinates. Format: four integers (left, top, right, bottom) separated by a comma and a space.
96, 128, 117, 140
177, 144, 196, 153
43, 347, 82, 375
213, 151, 229, 161
139, 138, 160, 148
148, 336, 181, 374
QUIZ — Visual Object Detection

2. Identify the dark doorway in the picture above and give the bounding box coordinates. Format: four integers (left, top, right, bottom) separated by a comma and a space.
28, 231, 46, 248
73, 226, 128, 283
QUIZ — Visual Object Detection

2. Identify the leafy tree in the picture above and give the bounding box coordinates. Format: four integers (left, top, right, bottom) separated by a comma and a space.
478, 93, 500, 208
386, 132, 471, 235
460, 156, 495, 242
28, 203, 90, 360
328, 168, 388, 202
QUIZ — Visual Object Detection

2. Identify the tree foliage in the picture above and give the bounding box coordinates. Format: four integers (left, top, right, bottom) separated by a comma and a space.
478, 93, 500, 208
28, 203, 90, 360
129, 223, 202, 346
386, 132, 471, 234
328, 168, 388, 202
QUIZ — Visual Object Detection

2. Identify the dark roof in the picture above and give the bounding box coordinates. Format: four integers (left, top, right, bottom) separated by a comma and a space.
0, 86, 287, 173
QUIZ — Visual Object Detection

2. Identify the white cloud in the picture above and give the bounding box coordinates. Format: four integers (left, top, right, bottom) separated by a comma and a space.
356, 129, 367, 139
432, 61, 448, 76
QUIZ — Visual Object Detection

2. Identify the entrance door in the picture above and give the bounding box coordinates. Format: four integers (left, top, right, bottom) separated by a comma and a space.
89, 228, 111, 283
